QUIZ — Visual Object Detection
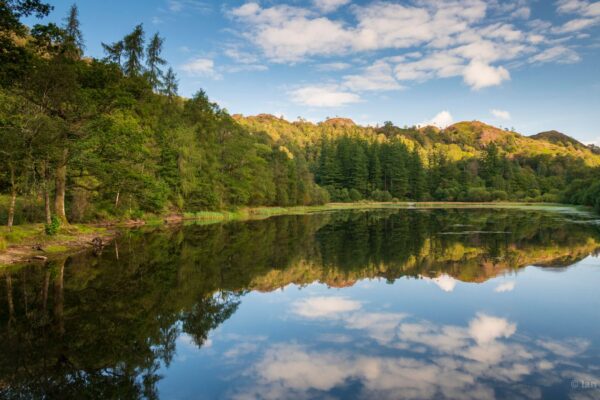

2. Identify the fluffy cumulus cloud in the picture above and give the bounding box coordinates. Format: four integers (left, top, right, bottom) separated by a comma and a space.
292, 296, 362, 317
290, 85, 361, 107
463, 60, 510, 90
225, 0, 596, 95
491, 109, 511, 120
342, 61, 404, 92
419, 111, 454, 129
421, 274, 459, 292
181, 57, 221, 79
231, 306, 595, 400
495, 280, 516, 292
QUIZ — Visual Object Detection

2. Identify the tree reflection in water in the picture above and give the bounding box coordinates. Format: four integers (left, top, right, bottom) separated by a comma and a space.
0, 208, 598, 398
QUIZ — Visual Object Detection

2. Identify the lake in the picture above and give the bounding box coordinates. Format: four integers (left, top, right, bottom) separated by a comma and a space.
1, 208, 599, 399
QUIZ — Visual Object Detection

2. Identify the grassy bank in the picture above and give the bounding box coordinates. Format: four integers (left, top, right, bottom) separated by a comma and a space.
1, 201, 595, 267
0, 224, 112, 267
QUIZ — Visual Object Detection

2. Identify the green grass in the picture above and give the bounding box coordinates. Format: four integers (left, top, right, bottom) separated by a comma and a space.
0, 223, 107, 251
44, 245, 69, 253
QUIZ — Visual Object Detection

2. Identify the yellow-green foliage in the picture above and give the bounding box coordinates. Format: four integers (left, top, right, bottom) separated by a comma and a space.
236, 116, 600, 167
44, 245, 69, 253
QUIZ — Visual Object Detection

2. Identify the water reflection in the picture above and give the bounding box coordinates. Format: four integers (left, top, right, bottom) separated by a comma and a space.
238, 308, 592, 400
0, 208, 599, 399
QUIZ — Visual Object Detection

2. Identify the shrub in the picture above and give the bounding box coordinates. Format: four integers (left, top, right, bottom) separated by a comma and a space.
349, 189, 362, 202
371, 190, 393, 202
45, 216, 61, 236
490, 190, 508, 201
466, 187, 491, 202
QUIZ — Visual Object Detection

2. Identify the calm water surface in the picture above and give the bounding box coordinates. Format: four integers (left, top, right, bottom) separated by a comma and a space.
1, 208, 599, 399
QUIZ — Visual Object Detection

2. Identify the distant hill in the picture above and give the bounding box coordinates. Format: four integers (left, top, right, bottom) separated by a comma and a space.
530, 130, 587, 149
235, 116, 600, 167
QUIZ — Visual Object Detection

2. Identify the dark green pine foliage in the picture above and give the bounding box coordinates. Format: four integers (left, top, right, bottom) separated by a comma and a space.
146, 32, 166, 91
162, 67, 178, 99
63, 3, 84, 58
368, 142, 382, 192
123, 24, 145, 76
408, 148, 426, 201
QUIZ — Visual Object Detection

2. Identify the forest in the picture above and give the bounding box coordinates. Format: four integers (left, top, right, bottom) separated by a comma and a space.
1, 1, 600, 230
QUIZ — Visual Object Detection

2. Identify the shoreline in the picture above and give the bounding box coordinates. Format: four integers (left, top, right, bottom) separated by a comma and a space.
0, 202, 594, 267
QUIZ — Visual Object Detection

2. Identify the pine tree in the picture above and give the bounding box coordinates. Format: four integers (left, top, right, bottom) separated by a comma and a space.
368, 142, 382, 192
162, 67, 179, 99
348, 142, 368, 195
63, 4, 84, 58
146, 32, 166, 91
386, 141, 408, 199
317, 137, 341, 187
123, 24, 145, 77
409, 147, 426, 201
102, 40, 124, 65
482, 143, 501, 187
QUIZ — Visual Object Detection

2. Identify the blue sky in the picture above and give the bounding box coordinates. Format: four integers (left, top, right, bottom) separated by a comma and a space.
33, 0, 600, 143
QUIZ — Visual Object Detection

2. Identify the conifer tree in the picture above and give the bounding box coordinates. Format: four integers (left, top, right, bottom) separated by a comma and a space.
146, 32, 166, 90
63, 4, 84, 58
102, 40, 124, 66
162, 67, 179, 99
123, 24, 145, 76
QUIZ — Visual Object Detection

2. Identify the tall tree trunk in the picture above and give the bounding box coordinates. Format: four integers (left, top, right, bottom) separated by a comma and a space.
53, 258, 65, 335
6, 274, 15, 323
42, 269, 50, 311
54, 149, 68, 224
7, 164, 16, 230
43, 161, 52, 225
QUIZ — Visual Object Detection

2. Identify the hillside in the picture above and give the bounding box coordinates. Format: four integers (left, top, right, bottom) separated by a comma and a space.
530, 130, 587, 149
236, 116, 600, 167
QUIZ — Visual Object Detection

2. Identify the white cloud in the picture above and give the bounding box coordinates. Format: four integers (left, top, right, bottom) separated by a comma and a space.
494, 280, 516, 292
235, 310, 596, 400
313, 0, 350, 13
290, 85, 361, 107
537, 337, 590, 357
491, 109, 511, 120
530, 46, 581, 64
554, 0, 600, 31
224, 47, 259, 64
228, 0, 589, 92
419, 111, 454, 129
557, 0, 600, 17
422, 274, 458, 292
317, 62, 352, 71
343, 61, 404, 92
181, 57, 221, 79
292, 296, 361, 318
554, 17, 599, 33
468, 313, 517, 345
463, 60, 510, 90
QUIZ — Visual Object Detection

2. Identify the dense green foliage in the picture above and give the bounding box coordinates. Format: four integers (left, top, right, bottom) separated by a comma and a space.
314, 137, 599, 204
0, 2, 327, 226
0, 2, 598, 228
